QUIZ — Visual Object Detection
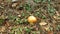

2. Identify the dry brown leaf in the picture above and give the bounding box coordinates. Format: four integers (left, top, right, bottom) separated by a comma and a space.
44, 26, 50, 31
18, 15, 21, 17
12, 3, 18, 8
53, 15, 60, 19
53, 15, 57, 19
47, 31, 53, 34
12, 0, 18, 2
5, 21, 10, 27
0, 26, 6, 32
39, 22, 47, 26
56, 11, 60, 16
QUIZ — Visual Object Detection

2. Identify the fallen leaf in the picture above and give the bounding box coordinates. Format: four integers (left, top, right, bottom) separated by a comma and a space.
47, 31, 53, 34
44, 26, 50, 31
53, 15, 57, 19
0, 26, 6, 32
12, 0, 18, 2
56, 11, 60, 16
53, 15, 60, 19
12, 3, 18, 8
39, 22, 47, 26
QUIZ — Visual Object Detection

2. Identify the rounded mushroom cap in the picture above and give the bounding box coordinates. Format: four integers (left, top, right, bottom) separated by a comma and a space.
28, 16, 37, 23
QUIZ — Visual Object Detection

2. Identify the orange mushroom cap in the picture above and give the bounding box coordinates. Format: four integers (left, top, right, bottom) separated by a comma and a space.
27, 16, 37, 24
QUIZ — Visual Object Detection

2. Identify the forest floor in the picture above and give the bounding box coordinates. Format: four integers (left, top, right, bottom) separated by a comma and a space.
0, 0, 60, 34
